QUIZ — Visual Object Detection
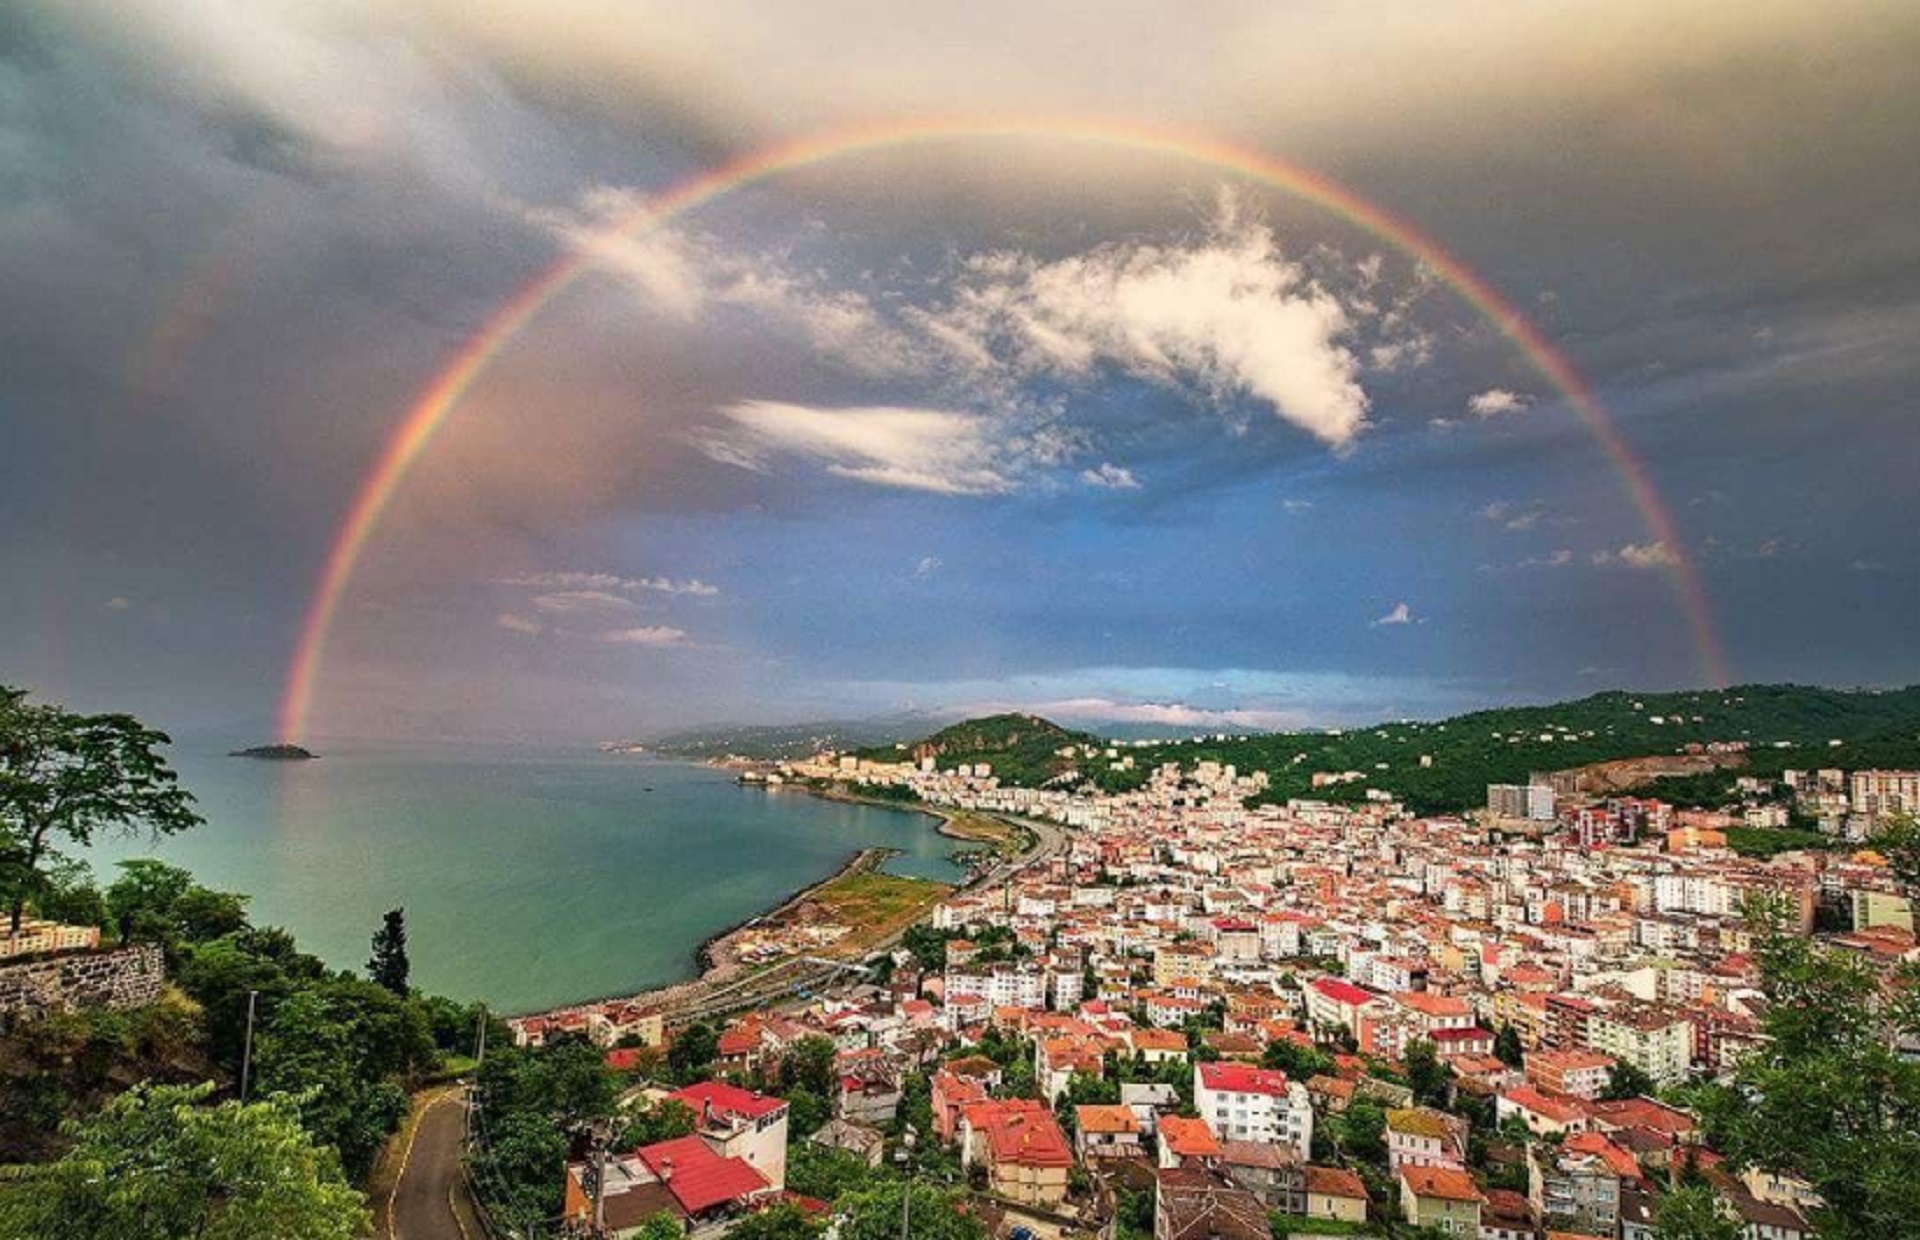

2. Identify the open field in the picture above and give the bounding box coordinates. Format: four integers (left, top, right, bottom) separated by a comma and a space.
801, 866, 954, 955
938, 812, 1035, 857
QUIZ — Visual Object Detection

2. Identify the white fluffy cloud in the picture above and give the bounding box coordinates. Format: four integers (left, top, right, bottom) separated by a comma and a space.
1081, 463, 1141, 490
527, 189, 921, 376
922, 198, 1369, 445
530, 590, 637, 615
500, 571, 719, 597
1024, 697, 1305, 731
1372, 601, 1415, 626
596, 625, 688, 646
1467, 388, 1532, 418
560, 191, 1384, 478
701, 400, 1019, 495
1593, 540, 1680, 569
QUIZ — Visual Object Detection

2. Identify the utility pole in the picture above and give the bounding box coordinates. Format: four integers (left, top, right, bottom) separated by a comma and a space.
239, 989, 258, 1102
589, 1119, 612, 1238
894, 1125, 916, 1240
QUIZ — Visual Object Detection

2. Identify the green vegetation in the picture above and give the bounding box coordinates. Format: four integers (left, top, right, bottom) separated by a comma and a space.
857, 712, 1098, 787
1692, 898, 1920, 1237
883, 685, 1920, 814
1724, 826, 1834, 857
1267, 1214, 1369, 1236
811, 869, 952, 947
1653, 1184, 1743, 1240
0, 1082, 368, 1240
469, 1037, 619, 1227
367, 907, 410, 995
0, 857, 493, 1183
0, 686, 203, 935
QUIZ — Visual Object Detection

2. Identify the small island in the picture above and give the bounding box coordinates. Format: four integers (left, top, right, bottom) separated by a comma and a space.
229, 743, 318, 761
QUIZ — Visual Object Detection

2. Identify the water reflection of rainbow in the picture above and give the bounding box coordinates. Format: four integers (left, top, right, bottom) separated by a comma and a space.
278, 118, 1730, 741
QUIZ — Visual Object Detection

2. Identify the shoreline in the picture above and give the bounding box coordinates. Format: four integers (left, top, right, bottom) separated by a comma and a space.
503, 772, 962, 1021
505, 771, 1037, 1024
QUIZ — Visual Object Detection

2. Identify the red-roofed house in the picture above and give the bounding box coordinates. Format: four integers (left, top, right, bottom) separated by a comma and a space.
958, 1099, 1073, 1207
1398, 1164, 1485, 1234
668, 1081, 789, 1191
1304, 977, 1384, 1036
1194, 1061, 1314, 1158
1526, 1049, 1616, 1101
1303, 1165, 1368, 1225
1157, 1115, 1223, 1168
1497, 1085, 1590, 1138
562, 1134, 773, 1235
930, 1067, 992, 1143
1075, 1103, 1143, 1161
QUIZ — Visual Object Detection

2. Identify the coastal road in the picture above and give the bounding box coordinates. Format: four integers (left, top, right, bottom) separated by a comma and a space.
377, 1087, 484, 1240
665, 810, 1073, 1026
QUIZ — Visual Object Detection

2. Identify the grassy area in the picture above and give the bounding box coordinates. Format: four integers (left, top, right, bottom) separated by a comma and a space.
1268, 1213, 1374, 1236
809, 870, 953, 953
942, 813, 1033, 857
1725, 826, 1835, 857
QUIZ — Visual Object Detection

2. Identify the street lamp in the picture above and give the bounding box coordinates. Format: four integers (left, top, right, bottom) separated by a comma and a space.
894, 1125, 917, 1240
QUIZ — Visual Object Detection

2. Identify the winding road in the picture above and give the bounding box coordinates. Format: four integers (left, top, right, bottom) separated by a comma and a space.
376, 1088, 485, 1240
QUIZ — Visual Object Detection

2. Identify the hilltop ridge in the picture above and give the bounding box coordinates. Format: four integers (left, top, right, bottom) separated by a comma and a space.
862, 684, 1920, 814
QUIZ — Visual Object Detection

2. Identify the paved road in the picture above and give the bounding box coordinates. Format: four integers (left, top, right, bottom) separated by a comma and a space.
378, 1088, 484, 1240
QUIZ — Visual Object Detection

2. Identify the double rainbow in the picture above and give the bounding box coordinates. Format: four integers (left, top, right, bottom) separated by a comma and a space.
279, 117, 1729, 741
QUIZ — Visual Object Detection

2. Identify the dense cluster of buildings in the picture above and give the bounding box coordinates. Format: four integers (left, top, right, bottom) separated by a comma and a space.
557, 746, 1916, 1237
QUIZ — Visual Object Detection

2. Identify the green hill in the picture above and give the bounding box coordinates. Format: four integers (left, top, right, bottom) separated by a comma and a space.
877, 686, 1920, 815
857, 712, 1100, 786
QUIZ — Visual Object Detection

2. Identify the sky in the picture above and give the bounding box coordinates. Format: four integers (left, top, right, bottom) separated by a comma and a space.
3, 1, 1919, 743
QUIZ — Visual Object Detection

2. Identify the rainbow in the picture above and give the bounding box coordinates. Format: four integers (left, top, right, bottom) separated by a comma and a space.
279, 117, 1730, 741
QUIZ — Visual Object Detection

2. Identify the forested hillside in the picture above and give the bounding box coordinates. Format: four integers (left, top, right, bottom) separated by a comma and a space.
896, 686, 1920, 814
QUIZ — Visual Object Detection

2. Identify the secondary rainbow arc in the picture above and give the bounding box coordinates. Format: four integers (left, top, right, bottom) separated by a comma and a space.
279, 117, 1730, 742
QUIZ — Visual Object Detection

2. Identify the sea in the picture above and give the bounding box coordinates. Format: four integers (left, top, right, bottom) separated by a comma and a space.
81, 739, 964, 1014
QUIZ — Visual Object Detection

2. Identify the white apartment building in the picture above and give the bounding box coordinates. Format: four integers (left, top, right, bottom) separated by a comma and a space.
1193, 1062, 1315, 1158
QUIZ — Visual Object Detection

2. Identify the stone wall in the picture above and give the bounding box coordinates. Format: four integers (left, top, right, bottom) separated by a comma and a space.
0, 944, 165, 1020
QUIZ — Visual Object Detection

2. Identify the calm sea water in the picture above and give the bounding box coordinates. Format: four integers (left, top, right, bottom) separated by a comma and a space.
83, 741, 961, 1013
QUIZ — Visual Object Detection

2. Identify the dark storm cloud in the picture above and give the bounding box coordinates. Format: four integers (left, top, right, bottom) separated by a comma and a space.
3, 0, 1918, 739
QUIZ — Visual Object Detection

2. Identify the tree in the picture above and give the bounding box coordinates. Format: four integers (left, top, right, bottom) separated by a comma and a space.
1404, 1038, 1451, 1107
780, 1035, 839, 1097
1335, 1100, 1387, 1165
1263, 1037, 1335, 1080
727, 1201, 823, 1239
0, 1082, 368, 1240
834, 1182, 989, 1240
784, 1085, 831, 1138
1652, 1184, 1742, 1240
107, 859, 247, 961
1602, 1058, 1656, 1101
1870, 812, 1920, 902
367, 907, 410, 995
787, 1142, 889, 1201
1698, 897, 1920, 1237
668, 1022, 720, 1083
0, 690, 202, 935
251, 977, 436, 1178
633, 1214, 684, 1239
469, 1108, 570, 1228
618, 1098, 697, 1149
1493, 1023, 1524, 1069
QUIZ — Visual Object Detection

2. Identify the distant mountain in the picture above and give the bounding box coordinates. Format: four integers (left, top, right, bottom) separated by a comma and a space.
868, 685, 1920, 815
230, 743, 318, 760
649, 715, 941, 761
857, 712, 1102, 786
